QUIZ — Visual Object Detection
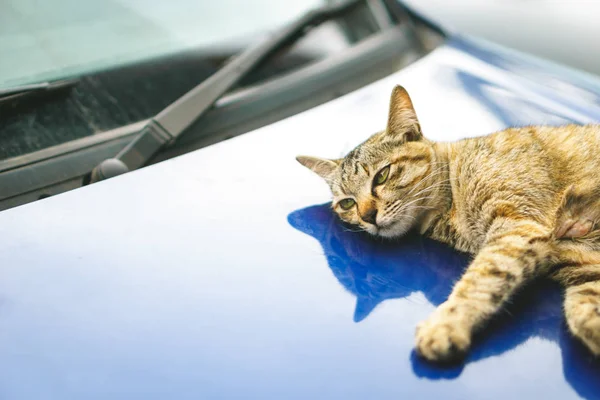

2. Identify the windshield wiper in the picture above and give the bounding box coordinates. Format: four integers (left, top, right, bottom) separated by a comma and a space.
0, 79, 79, 105
84, 0, 363, 183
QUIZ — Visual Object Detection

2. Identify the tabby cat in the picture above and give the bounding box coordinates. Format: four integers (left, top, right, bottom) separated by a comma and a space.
296, 85, 600, 362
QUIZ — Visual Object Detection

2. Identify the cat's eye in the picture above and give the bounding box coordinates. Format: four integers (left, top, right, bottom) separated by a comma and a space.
374, 166, 390, 186
338, 198, 356, 210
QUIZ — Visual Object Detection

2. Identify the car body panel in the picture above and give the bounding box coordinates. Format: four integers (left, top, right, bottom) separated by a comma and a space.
0, 36, 599, 399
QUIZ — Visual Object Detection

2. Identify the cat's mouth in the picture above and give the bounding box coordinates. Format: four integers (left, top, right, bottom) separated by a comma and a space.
353, 218, 411, 238
373, 220, 411, 238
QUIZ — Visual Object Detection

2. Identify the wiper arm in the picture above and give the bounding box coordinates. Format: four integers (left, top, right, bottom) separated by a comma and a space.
0, 79, 78, 105
85, 0, 363, 183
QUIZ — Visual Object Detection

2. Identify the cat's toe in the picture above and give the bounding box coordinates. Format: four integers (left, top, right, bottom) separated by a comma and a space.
415, 317, 471, 363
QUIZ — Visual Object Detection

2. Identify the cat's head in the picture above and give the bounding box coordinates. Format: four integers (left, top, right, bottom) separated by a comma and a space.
297, 86, 441, 238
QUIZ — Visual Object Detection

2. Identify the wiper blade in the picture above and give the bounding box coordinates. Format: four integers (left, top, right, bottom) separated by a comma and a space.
85, 0, 363, 183
0, 79, 78, 104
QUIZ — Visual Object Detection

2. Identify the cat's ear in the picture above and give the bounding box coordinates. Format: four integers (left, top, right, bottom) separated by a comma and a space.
296, 155, 339, 181
354, 295, 380, 323
386, 85, 422, 141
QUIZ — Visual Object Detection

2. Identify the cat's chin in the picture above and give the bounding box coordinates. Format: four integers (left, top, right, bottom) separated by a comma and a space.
372, 221, 411, 239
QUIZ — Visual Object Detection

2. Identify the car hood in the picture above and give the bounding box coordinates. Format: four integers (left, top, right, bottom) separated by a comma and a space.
1, 36, 599, 399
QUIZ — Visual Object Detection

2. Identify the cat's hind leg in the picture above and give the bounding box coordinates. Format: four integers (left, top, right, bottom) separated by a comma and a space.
552, 259, 600, 355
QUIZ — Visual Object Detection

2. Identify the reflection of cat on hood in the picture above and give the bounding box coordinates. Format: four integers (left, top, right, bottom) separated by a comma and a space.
288, 203, 600, 398
288, 202, 468, 321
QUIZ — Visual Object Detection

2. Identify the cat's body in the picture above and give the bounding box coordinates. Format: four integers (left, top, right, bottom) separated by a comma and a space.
297, 86, 600, 362
425, 124, 600, 253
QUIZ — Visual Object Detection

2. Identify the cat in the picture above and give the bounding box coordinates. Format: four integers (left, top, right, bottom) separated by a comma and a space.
296, 85, 600, 363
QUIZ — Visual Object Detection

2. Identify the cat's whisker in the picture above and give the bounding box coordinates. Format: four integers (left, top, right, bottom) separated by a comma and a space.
409, 205, 436, 211
398, 195, 438, 211
405, 164, 454, 192
399, 213, 417, 222
406, 180, 455, 203
390, 197, 437, 220
385, 192, 440, 217
404, 167, 449, 197
381, 169, 454, 221
408, 179, 454, 199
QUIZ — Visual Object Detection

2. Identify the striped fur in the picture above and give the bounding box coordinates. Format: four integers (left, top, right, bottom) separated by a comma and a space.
297, 85, 600, 362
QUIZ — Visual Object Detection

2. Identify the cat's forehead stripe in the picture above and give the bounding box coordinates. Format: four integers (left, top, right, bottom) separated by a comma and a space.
392, 154, 429, 163
341, 156, 365, 176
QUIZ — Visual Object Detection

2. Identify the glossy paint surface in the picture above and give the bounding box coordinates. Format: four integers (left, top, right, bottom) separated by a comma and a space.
1, 37, 600, 399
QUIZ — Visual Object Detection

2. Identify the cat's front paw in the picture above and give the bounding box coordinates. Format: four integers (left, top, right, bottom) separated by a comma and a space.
415, 310, 471, 363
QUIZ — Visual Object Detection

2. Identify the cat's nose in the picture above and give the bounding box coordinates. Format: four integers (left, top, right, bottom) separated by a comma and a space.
361, 207, 378, 225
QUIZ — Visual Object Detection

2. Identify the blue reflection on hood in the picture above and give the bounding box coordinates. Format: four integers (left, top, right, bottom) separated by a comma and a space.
288, 203, 600, 399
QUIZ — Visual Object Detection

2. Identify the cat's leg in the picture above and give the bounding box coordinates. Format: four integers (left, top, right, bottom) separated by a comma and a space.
415, 218, 554, 362
552, 262, 600, 356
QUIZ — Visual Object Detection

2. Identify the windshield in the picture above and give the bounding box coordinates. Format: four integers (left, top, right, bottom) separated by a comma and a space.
0, 0, 322, 89
0, 0, 440, 212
